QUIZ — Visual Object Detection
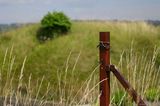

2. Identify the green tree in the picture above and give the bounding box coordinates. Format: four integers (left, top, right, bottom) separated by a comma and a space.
37, 11, 71, 41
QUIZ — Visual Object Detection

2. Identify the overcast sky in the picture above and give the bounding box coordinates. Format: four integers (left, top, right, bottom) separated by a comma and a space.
0, 0, 160, 23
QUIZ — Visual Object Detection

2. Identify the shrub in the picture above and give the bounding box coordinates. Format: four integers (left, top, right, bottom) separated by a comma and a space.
37, 11, 71, 41
145, 88, 160, 102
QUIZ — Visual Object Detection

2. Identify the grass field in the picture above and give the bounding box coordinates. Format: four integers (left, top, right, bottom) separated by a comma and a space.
0, 21, 160, 105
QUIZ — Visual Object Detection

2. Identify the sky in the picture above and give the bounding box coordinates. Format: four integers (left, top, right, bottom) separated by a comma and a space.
0, 0, 160, 23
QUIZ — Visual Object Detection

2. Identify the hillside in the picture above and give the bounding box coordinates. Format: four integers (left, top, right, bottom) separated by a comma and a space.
0, 21, 160, 104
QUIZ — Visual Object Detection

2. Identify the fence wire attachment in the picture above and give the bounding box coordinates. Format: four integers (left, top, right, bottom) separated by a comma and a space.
97, 41, 110, 51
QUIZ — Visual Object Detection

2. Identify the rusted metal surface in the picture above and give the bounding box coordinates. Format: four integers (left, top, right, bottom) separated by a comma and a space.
110, 65, 146, 106
99, 32, 110, 106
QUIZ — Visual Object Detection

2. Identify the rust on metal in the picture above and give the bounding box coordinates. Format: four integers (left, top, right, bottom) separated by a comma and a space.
99, 32, 110, 106
110, 65, 146, 106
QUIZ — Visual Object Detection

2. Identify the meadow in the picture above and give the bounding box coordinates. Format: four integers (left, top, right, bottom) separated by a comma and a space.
0, 21, 160, 105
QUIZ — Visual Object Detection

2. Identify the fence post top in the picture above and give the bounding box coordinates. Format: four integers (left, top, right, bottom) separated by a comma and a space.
99, 32, 110, 34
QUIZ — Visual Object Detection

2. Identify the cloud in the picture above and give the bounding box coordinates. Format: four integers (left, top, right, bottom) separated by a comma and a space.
0, 0, 95, 5
0, 0, 36, 4
0, 0, 160, 23
0, 0, 64, 4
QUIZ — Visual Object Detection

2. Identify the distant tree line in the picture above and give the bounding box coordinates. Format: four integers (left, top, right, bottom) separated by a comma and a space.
0, 23, 22, 32
147, 20, 160, 26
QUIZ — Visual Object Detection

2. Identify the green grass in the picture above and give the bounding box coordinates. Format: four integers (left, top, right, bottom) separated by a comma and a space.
0, 21, 160, 105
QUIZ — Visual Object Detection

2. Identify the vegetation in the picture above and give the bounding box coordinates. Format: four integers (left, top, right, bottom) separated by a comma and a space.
145, 88, 160, 102
0, 21, 160, 105
0, 23, 22, 32
37, 11, 71, 41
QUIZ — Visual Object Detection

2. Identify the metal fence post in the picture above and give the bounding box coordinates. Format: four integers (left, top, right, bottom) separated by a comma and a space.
99, 32, 110, 106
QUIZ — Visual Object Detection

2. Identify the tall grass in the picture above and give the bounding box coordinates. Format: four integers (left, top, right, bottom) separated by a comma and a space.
0, 21, 160, 105
110, 45, 160, 106
0, 45, 160, 106
0, 48, 99, 105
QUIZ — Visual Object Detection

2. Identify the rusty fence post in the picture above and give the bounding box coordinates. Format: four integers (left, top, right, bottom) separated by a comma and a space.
99, 32, 110, 106
98, 32, 146, 106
